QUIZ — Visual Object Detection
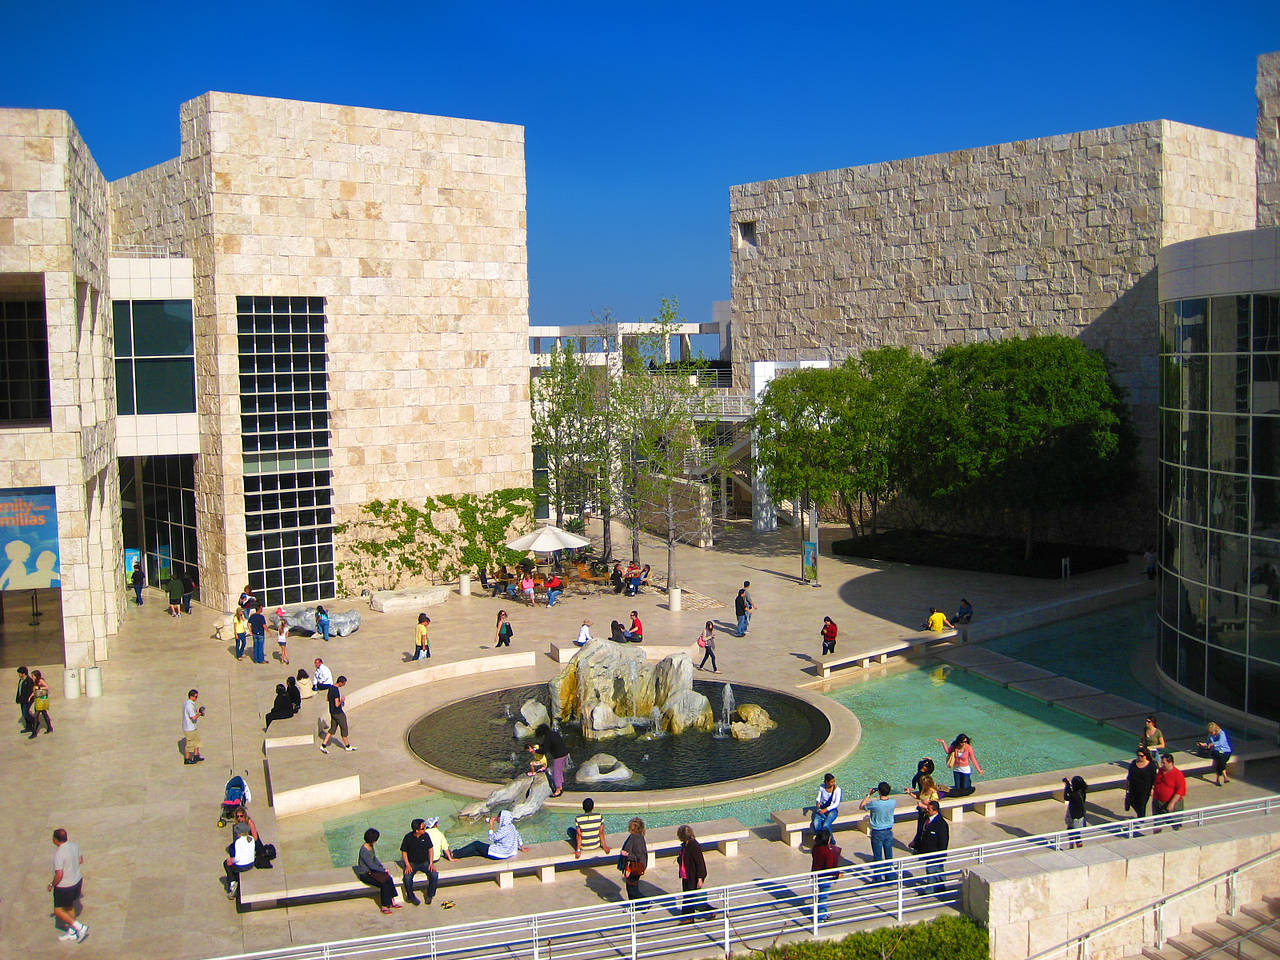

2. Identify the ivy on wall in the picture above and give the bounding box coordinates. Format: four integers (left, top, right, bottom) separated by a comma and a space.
335, 487, 535, 595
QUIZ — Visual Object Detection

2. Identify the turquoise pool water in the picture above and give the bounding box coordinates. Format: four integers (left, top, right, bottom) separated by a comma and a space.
321, 635, 1141, 865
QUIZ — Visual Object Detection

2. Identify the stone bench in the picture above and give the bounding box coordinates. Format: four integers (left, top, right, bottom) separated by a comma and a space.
547, 640, 698, 664
369, 586, 452, 613
816, 629, 960, 679
237, 817, 748, 908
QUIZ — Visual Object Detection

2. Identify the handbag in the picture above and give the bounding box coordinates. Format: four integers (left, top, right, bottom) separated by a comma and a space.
34, 689, 49, 712
696, 635, 707, 648
368, 868, 391, 884
945, 749, 958, 769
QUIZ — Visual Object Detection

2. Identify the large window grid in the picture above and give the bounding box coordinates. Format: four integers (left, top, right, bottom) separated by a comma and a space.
0, 299, 50, 424
120, 455, 199, 591
113, 299, 196, 415
237, 296, 335, 607
1157, 293, 1280, 721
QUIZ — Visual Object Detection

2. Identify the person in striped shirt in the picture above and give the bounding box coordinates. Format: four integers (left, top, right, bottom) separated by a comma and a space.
574, 798, 611, 859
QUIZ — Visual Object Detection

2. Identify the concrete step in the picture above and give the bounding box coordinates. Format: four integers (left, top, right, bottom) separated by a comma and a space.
1189, 921, 1280, 959
1220, 916, 1280, 952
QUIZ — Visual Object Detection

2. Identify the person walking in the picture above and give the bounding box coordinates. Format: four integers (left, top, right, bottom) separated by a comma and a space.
741, 581, 755, 632
181, 569, 195, 614
620, 818, 648, 901
166, 573, 184, 617
130, 562, 144, 606
319, 677, 355, 753
16, 665, 34, 736
316, 605, 331, 642
399, 818, 437, 906
1198, 722, 1233, 785
859, 782, 897, 883
1125, 747, 1157, 821
494, 610, 513, 648
355, 828, 402, 914
29, 670, 52, 736
1062, 775, 1088, 848
49, 828, 89, 942
274, 608, 290, 665
734, 588, 749, 637
697, 621, 718, 672
938, 733, 983, 796
676, 825, 710, 922
1152, 752, 1187, 832
1139, 715, 1166, 763
182, 689, 205, 764
233, 606, 249, 661
537, 723, 569, 797
810, 773, 842, 836
820, 616, 838, 655
249, 604, 268, 664
914, 800, 949, 894
810, 828, 841, 921
414, 613, 431, 661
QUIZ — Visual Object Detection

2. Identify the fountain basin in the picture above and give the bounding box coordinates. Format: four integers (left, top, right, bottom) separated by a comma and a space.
407, 680, 831, 792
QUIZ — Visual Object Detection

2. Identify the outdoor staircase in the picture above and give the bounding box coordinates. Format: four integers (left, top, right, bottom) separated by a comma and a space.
1138, 898, 1280, 959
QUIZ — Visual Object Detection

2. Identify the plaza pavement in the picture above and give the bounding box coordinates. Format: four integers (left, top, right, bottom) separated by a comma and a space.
0, 520, 1246, 959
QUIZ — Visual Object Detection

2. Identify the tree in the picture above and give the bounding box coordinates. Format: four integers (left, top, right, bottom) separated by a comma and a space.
616, 298, 725, 591
530, 340, 597, 526
903, 336, 1136, 558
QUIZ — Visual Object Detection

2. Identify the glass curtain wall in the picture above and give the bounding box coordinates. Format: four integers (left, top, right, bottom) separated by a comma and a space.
1158, 292, 1280, 721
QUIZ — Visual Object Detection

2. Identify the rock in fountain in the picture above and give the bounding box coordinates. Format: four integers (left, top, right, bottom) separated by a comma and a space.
730, 703, 777, 740
549, 640, 713, 739
459, 773, 553, 821
513, 699, 550, 738
575, 753, 633, 783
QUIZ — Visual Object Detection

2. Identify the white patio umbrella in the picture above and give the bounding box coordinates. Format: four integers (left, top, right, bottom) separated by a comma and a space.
506, 525, 591, 553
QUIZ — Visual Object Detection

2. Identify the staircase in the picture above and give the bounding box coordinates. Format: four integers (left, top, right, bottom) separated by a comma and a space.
1138, 898, 1280, 959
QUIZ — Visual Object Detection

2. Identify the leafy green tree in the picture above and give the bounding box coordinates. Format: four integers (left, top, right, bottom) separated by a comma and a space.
903, 335, 1136, 558
530, 340, 597, 526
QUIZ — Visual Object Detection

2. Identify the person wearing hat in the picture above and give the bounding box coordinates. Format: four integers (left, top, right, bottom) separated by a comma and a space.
414, 613, 431, 661
423, 817, 457, 862
275, 608, 290, 665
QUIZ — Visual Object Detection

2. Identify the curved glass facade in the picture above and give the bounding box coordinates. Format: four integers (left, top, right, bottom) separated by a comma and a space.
1158, 292, 1280, 721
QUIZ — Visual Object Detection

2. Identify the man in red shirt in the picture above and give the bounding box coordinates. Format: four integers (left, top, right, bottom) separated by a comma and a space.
1152, 753, 1187, 832
622, 611, 643, 642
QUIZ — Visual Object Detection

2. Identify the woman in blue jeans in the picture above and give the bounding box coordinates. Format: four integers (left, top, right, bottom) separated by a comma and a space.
938, 733, 983, 797
809, 773, 841, 834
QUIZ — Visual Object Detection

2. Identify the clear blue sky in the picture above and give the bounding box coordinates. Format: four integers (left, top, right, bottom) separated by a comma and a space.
3, 1, 1278, 336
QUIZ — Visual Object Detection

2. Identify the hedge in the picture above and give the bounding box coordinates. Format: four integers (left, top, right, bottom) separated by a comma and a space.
762, 915, 988, 960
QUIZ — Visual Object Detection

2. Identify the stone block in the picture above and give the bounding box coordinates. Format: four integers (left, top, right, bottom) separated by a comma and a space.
369, 586, 452, 613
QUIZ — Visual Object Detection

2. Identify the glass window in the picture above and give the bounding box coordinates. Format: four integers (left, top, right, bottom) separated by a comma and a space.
1178, 298, 1208, 353
131, 300, 193, 356
1254, 295, 1280, 353
1249, 595, 1280, 663
1207, 586, 1247, 650
1181, 412, 1208, 468
1247, 658, 1280, 721
1209, 354, 1249, 414
112, 301, 131, 356
1160, 356, 1182, 410
0, 299, 51, 424
1175, 631, 1207, 694
1208, 415, 1248, 473
1253, 355, 1280, 415
1205, 646, 1247, 711
1254, 417, 1280, 477
116, 359, 135, 415
1183, 468, 1208, 527
134, 358, 196, 414
1159, 302, 1177, 353
1185, 355, 1208, 412
1209, 295, 1250, 354
1253, 476, 1280, 538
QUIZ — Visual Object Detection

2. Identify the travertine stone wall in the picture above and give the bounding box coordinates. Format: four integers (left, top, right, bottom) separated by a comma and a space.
1259, 51, 1280, 228
966, 816, 1280, 960
111, 93, 532, 606
729, 121, 1255, 546
0, 108, 122, 665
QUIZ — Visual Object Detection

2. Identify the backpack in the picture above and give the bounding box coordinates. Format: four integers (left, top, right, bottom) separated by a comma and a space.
255, 840, 277, 868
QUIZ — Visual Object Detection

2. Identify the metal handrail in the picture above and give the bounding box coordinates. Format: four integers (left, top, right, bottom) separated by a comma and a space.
1027, 843, 1280, 959
204, 794, 1280, 960
1172, 917, 1280, 960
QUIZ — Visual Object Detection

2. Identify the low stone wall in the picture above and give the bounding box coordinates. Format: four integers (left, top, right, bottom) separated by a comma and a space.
965, 814, 1280, 960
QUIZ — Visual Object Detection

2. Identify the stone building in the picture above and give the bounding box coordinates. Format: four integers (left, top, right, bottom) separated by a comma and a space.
0, 93, 531, 668
728, 92, 1268, 544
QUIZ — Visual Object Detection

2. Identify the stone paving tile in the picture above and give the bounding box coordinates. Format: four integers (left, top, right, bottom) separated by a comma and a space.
1054, 693, 1154, 722
1007, 677, 1104, 701
934, 646, 1017, 667
967, 661, 1057, 685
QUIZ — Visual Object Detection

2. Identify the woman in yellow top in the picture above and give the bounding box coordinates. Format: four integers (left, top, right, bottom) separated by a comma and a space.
906, 774, 940, 850
414, 613, 431, 661
233, 607, 249, 661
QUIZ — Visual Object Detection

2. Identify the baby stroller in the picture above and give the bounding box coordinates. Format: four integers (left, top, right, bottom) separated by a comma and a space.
218, 773, 252, 827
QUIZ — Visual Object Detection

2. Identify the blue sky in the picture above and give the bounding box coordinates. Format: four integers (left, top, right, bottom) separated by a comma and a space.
3, 1, 1278, 339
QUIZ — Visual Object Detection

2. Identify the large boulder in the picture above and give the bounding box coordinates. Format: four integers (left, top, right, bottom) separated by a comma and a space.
585, 702, 635, 740
576, 753, 633, 783
730, 721, 763, 740
652, 653, 694, 706
662, 689, 714, 735
514, 699, 550, 738
735, 703, 776, 730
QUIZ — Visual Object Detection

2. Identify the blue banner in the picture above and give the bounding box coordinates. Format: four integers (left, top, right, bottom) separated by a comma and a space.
0, 486, 59, 590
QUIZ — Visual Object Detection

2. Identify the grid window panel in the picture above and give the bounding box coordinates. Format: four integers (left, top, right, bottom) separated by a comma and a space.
0, 300, 51, 423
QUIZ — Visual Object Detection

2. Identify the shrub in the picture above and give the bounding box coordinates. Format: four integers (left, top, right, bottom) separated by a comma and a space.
764, 916, 988, 960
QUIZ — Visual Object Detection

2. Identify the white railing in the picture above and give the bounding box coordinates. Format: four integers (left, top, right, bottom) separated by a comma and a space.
1027, 843, 1280, 960
204, 795, 1280, 960
112, 242, 182, 258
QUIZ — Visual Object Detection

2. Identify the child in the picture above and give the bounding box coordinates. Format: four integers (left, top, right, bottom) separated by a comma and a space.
526, 742, 548, 778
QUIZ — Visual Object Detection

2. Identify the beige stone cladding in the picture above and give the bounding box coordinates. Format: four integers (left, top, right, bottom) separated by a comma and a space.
1259, 51, 1280, 228
729, 121, 1255, 546
0, 108, 123, 666
113, 93, 532, 607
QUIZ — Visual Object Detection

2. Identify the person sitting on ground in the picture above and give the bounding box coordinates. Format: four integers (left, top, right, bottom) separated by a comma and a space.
286, 675, 301, 714
575, 619, 595, 646
525, 742, 547, 778
623, 611, 643, 643
454, 811, 529, 860
264, 683, 293, 731
922, 607, 954, 632
573, 797, 611, 859
954, 599, 974, 624
609, 619, 627, 643
611, 562, 625, 594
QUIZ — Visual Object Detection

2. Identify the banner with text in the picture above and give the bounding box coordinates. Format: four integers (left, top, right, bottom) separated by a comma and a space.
0, 487, 60, 590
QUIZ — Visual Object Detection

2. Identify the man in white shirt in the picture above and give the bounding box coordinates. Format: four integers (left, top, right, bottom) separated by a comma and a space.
575, 620, 595, 646
49, 828, 88, 942
313, 658, 334, 691
224, 833, 256, 899
182, 689, 205, 764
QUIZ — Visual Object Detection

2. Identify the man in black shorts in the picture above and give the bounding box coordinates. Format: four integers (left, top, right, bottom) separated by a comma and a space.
49, 828, 88, 942
399, 818, 436, 905
319, 676, 355, 753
